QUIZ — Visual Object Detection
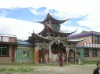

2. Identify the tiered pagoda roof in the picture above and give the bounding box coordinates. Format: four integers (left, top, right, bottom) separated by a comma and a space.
38, 25, 76, 37
28, 13, 83, 44
38, 13, 68, 25
38, 13, 75, 37
28, 31, 51, 44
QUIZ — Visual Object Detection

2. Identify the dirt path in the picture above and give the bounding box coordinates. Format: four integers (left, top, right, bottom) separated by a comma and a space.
34, 64, 96, 74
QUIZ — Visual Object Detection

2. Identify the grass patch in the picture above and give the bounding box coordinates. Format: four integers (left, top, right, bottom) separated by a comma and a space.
0, 63, 35, 73
0, 63, 35, 66
0, 68, 35, 72
36, 63, 59, 66
36, 62, 80, 67
0, 68, 16, 72
83, 60, 100, 64
18, 68, 34, 72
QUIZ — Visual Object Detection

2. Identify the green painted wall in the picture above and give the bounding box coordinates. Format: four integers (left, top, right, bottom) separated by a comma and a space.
76, 48, 84, 60
15, 47, 34, 63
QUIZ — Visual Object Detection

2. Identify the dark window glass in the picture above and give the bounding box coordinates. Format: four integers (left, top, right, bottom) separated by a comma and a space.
0, 48, 1, 55
0, 44, 9, 57
95, 36, 99, 43
92, 48, 97, 57
84, 48, 89, 57
2, 48, 8, 56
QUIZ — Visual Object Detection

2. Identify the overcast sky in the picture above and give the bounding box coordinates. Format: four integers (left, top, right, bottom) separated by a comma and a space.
0, 0, 100, 40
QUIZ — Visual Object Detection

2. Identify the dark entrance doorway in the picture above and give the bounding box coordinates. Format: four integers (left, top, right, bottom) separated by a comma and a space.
69, 49, 74, 62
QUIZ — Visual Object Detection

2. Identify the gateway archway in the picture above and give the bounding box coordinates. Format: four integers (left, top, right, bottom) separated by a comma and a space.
49, 41, 67, 66
28, 13, 83, 66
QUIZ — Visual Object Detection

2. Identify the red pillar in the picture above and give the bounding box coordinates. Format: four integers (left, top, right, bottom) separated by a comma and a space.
42, 50, 44, 63
66, 52, 68, 63
58, 50, 63, 67
42, 49, 45, 63
12, 45, 15, 62
44, 49, 46, 63
48, 50, 50, 63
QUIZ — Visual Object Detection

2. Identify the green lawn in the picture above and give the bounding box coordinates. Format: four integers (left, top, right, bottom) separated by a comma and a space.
0, 68, 34, 72
0, 63, 35, 73
83, 60, 100, 64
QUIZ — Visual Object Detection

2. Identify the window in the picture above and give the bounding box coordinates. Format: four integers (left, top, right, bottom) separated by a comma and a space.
23, 51, 29, 58
0, 44, 9, 57
52, 25, 60, 31
95, 36, 99, 43
84, 48, 89, 57
92, 48, 97, 57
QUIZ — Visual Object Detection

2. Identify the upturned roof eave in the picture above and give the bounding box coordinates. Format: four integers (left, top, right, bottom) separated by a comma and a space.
38, 26, 76, 37
28, 32, 51, 43
38, 13, 69, 25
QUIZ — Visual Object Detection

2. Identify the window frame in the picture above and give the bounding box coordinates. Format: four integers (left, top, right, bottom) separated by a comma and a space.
94, 36, 99, 43
0, 44, 9, 57
22, 50, 29, 58
92, 48, 97, 57
84, 48, 89, 57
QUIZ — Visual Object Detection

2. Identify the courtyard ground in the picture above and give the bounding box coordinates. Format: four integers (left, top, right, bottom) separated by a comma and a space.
0, 64, 96, 74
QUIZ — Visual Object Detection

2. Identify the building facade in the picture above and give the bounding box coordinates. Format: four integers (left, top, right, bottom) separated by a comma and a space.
15, 40, 34, 63
0, 35, 16, 63
69, 31, 100, 61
